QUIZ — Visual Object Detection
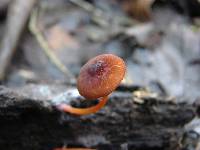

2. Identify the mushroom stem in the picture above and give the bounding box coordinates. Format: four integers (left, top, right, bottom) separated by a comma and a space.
58, 96, 108, 115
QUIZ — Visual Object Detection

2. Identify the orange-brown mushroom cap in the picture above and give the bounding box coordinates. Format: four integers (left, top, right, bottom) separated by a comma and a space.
77, 54, 126, 99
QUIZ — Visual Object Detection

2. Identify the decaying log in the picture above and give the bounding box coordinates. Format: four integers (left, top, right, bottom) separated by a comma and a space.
0, 85, 196, 150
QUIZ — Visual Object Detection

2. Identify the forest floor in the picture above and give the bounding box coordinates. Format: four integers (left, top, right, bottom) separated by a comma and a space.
0, 0, 200, 150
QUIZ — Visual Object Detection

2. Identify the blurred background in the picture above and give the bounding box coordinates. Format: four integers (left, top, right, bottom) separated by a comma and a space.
0, 0, 200, 103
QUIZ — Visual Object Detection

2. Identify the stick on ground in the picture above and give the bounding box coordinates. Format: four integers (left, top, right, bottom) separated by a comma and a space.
0, 0, 37, 80
29, 8, 75, 82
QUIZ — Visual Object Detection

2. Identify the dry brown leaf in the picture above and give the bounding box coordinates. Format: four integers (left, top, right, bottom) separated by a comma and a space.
122, 0, 155, 21
46, 25, 80, 51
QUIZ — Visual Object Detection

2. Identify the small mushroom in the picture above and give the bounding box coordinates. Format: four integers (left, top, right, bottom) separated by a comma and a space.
58, 54, 126, 115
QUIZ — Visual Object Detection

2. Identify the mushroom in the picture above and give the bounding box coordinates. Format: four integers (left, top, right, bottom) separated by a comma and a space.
58, 54, 126, 115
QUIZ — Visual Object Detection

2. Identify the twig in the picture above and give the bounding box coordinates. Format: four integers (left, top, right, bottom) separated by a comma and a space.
29, 8, 75, 81
69, 0, 138, 39
69, 0, 103, 17
69, 0, 109, 27
0, 0, 37, 80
